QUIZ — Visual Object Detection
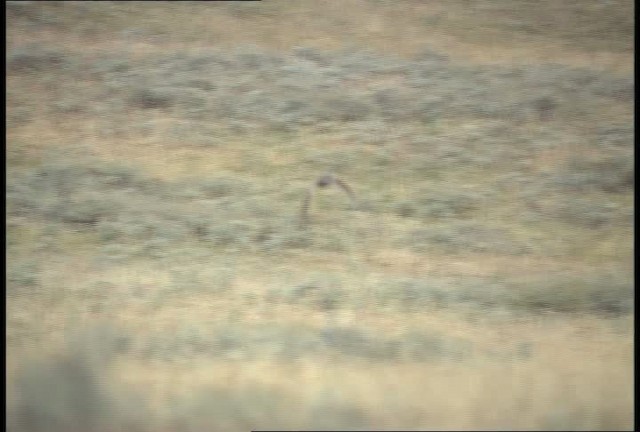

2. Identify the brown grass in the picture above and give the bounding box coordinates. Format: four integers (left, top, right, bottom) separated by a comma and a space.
6, 1, 633, 430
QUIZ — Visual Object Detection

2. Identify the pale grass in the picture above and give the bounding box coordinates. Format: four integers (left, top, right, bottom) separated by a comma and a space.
7, 2, 633, 430
7, 1, 633, 74
6, 237, 634, 429
112, 312, 632, 430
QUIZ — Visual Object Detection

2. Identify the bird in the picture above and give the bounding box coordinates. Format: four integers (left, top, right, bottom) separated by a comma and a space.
533, 96, 557, 121
300, 173, 357, 227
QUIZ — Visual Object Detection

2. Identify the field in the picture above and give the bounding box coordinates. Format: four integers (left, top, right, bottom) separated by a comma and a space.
6, 1, 634, 431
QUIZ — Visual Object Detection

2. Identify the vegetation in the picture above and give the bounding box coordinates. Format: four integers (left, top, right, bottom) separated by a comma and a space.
7, 1, 633, 430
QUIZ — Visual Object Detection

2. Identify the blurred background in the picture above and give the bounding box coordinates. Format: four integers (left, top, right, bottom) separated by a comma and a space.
6, 1, 633, 430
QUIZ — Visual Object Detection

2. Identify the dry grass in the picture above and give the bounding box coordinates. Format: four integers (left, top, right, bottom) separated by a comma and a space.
6, 1, 633, 431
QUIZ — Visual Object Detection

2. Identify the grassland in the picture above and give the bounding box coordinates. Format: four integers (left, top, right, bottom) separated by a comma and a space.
6, 1, 634, 430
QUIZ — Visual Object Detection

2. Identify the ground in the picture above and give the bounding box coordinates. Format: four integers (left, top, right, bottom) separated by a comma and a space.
6, 1, 633, 430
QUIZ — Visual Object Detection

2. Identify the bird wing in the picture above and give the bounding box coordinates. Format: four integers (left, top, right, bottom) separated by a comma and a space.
334, 176, 357, 208
300, 186, 315, 227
